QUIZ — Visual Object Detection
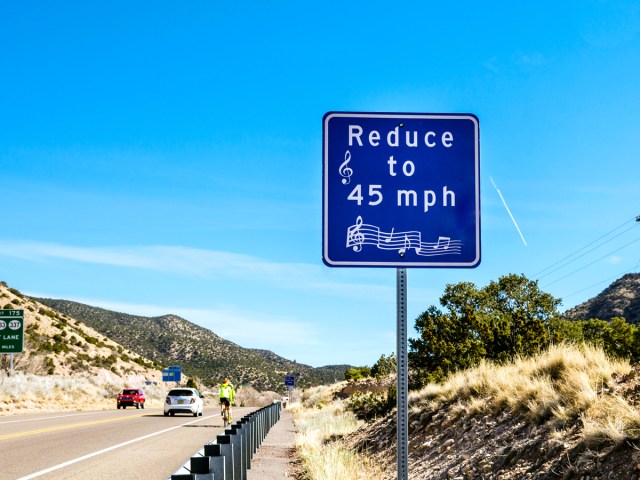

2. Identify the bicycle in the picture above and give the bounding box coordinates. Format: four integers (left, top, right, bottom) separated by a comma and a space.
221, 402, 231, 427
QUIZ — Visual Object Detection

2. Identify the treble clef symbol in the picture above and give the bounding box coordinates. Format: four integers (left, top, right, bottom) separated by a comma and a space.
347, 216, 365, 252
339, 150, 353, 185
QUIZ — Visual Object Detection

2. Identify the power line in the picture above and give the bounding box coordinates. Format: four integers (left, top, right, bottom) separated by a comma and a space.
542, 234, 640, 288
536, 222, 639, 280
562, 256, 640, 300
533, 215, 639, 279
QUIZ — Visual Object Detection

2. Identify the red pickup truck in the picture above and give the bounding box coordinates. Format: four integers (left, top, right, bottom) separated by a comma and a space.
117, 388, 145, 409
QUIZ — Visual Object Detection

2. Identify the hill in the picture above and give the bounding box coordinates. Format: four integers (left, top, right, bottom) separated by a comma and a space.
564, 273, 640, 323
297, 344, 640, 479
0, 282, 161, 383
33, 296, 349, 391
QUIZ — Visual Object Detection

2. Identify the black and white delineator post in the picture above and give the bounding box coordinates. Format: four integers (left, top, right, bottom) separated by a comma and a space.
396, 268, 409, 480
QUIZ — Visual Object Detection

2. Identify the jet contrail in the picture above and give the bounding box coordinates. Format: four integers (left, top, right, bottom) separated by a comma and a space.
489, 176, 528, 247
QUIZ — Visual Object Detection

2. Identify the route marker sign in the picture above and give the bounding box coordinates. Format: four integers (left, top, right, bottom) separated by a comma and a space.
323, 112, 480, 268
284, 375, 295, 387
0, 309, 24, 353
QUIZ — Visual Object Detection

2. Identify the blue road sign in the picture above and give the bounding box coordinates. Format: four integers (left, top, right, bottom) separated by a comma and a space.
163, 366, 182, 382
284, 375, 295, 387
323, 112, 480, 268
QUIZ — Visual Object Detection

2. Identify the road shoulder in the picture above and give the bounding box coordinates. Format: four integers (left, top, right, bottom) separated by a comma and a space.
247, 409, 299, 479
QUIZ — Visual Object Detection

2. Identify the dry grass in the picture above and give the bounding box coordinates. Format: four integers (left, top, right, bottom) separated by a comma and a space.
292, 399, 384, 480
410, 343, 638, 447
298, 381, 347, 409
0, 371, 168, 414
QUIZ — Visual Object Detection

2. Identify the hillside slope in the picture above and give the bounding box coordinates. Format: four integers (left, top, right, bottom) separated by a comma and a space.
564, 273, 640, 323
0, 282, 161, 383
34, 297, 348, 391
342, 344, 640, 479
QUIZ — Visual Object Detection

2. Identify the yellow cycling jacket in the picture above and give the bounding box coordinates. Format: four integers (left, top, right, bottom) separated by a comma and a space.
219, 382, 235, 402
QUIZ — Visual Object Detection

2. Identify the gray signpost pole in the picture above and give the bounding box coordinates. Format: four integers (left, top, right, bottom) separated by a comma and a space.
323, 112, 480, 480
397, 268, 408, 480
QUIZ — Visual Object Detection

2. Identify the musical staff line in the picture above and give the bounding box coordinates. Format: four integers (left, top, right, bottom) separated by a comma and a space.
346, 216, 462, 257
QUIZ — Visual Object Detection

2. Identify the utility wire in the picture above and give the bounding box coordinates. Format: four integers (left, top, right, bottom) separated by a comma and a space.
543, 234, 640, 288
533, 216, 639, 279
562, 256, 640, 300
536, 222, 639, 281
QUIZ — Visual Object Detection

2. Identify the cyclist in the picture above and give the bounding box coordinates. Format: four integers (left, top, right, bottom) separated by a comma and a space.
219, 378, 235, 423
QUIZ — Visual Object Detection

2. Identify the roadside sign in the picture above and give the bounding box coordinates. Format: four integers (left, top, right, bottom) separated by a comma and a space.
284, 375, 295, 387
0, 310, 24, 354
323, 112, 480, 268
163, 365, 182, 382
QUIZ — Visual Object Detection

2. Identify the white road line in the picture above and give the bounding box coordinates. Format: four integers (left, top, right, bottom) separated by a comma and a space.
16, 413, 221, 480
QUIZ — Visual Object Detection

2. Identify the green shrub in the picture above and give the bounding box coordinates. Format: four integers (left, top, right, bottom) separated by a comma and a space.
345, 366, 371, 381
8, 288, 24, 298
345, 386, 396, 420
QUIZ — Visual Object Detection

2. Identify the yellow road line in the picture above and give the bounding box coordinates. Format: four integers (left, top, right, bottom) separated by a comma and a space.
0, 413, 146, 441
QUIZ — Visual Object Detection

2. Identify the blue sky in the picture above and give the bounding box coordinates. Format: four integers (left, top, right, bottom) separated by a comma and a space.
1, 1, 639, 368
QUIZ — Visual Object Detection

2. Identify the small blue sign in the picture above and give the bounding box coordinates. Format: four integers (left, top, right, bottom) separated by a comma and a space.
163, 366, 182, 382
284, 375, 295, 387
323, 112, 480, 268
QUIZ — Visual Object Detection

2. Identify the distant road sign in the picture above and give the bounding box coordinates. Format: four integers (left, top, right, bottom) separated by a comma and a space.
0, 310, 24, 354
284, 375, 295, 387
323, 112, 480, 268
163, 366, 182, 382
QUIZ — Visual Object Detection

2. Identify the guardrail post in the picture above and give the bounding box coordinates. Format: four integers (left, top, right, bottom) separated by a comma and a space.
202, 443, 229, 480
190, 455, 217, 479
219, 431, 242, 480
238, 418, 252, 469
225, 424, 247, 480
171, 473, 213, 480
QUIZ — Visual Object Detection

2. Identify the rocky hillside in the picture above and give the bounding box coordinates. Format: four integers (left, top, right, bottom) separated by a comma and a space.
342, 344, 640, 480
34, 296, 349, 391
0, 282, 161, 383
564, 273, 640, 323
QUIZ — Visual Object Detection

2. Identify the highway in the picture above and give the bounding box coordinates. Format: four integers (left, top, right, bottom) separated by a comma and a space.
0, 406, 254, 480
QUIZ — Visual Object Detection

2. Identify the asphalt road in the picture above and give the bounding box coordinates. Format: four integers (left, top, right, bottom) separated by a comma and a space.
0, 406, 255, 480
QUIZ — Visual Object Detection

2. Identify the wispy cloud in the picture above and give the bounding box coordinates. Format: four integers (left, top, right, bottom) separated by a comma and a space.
0, 240, 394, 301
0, 241, 296, 276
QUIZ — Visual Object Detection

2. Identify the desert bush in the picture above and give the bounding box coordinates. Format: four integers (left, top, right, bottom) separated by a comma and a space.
344, 367, 371, 381
371, 353, 396, 378
345, 385, 396, 420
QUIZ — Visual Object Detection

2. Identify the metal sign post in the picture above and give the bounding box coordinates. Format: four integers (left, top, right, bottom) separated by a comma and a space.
322, 111, 480, 479
397, 268, 408, 480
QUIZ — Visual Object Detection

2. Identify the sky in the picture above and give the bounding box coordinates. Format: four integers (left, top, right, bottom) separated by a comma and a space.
1, 1, 639, 368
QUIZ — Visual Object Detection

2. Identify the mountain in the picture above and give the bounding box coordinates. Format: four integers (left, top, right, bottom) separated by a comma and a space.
0, 282, 161, 382
34, 297, 349, 391
563, 273, 640, 323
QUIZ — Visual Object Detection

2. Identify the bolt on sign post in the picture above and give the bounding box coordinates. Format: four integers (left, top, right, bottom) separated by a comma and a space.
322, 112, 480, 480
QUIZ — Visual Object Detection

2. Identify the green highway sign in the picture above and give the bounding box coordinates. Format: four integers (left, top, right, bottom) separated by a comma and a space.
0, 310, 24, 353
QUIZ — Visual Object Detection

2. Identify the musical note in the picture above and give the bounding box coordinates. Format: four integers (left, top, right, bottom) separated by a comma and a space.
346, 216, 365, 252
398, 235, 409, 257
434, 236, 451, 250
384, 227, 395, 243
344, 217, 462, 257
339, 150, 353, 185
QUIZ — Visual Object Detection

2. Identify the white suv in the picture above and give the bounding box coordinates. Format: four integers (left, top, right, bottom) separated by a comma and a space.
164, 388, 204, 417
